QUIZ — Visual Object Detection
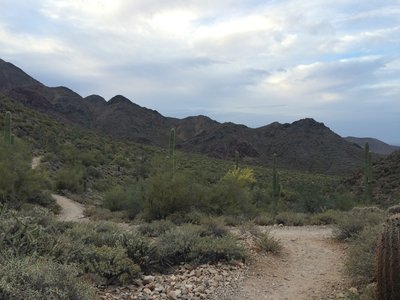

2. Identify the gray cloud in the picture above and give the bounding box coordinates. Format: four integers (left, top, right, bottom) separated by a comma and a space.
0, 0, 399, 142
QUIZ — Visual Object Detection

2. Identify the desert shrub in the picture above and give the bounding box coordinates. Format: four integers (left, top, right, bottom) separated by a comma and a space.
386, 204, 400, 215
65, 222, 123, 247
27, 190, 56, 208
156, 224, 200, 266
275, 211, 308, 226
78, 245, 140, 285
0, 141, 50, 206
198, 217, 227, 237
222, 167, 256, 188
103, 186, 130, 211
335, 207, 385, 241
253, 213, 274, 226
223, 215, 244, 226
189, 235, 246, 263
254, 231, 282, 254
56, 165, 86, 193
156, 224, 245, 266
309, 209, 341, 225
117, 232, 157, 271
239, 221, 262, 236
84, 206, 129, 222
0, 257, 95, 300
0, 211, 61, 258
137, 220, 175, 237
141, 171, 194, 221
182, 210, 206, 225
87, 166, 103, 179
208, 174, 256, 217
346, 225, 381, 286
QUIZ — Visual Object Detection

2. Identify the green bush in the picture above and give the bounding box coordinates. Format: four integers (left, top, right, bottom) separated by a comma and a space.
275, 211, 308, 226
56, 165, 86, 193
117, 232, 157, 271
208, 174, 256, 217
155, 224, 245, 266
253, 213, 274, 226
223, 215, 244, 226
189, 235, 246, 263
198, 217, 227, 237
335, 207, 385, 241
0, 211, 60, 258
0, 257, 95, 300
156, 224, 199, 266
103, 186, 130, 211
137, 220, 175, 237
309, 210, 341, 225
254, 231, 282, 254
0, 141, 50, 206
78, 245, 140, 285
141, 171, 194, 220
346, 225, 381, 286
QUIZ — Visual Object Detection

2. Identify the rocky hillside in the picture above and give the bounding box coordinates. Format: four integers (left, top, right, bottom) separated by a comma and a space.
343, 150, 400, 206
0, 58, 366, 175
345, 136, 399, 155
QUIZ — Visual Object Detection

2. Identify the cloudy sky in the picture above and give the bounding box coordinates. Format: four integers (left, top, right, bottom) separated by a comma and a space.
0, 0, 399, 143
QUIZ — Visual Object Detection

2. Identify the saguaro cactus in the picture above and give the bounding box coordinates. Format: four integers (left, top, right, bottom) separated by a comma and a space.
4, 111, 12, 145
169, 128, 176, 178
272, 153, 281, 215
364, 142, 373, 202
376, 213, 400, 300
234, 150, 239, 170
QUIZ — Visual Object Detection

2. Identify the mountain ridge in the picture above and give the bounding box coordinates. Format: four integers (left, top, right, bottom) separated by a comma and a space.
0, 58, 368, 174
344, 136, 400, 155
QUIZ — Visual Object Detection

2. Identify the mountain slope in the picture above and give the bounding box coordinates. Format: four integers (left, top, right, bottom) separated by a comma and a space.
343, 150, 400, 206
0, 58, 366, 174
344, 136, 400, 155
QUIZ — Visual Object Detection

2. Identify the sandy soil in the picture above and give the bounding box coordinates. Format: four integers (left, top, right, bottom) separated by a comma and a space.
51, 194, 88, 222
31, 156, 42, 170
230, 226, 348, 300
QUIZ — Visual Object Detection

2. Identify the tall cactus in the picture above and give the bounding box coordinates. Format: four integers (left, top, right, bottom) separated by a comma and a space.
376, 213, 400, 300
272, 153, 281, 215
234, 150, 239, 170
4, 111, 12, 145
168, 128, 176, 178
364, 142, 373, 202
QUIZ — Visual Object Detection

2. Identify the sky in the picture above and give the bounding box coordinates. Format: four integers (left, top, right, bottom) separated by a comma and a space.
0, 0, 399, 144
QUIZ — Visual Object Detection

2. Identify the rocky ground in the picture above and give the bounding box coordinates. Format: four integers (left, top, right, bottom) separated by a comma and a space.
97, 226, 352, 300
98, 262, 246, 300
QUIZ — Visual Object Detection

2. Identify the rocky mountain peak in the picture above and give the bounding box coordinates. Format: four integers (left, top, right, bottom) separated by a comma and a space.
108, 95, 132, 105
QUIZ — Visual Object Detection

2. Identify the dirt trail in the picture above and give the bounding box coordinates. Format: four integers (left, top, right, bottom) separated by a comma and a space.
51, 194, 87, 222
31, 156, 87, 222
31, 156, 42, 170
231, 226, 347, 300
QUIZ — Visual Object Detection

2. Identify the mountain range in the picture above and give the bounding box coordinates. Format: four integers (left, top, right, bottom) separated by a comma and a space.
344, 136, 399, 155
0, 58, 393, 175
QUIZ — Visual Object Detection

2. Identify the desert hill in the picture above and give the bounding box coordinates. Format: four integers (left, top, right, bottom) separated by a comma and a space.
0, 58, 367, 174
344, 136, 399, 155
343, 150, 400, 206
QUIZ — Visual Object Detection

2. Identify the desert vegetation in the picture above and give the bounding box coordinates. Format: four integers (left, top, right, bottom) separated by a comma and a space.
0, 99, 399, 299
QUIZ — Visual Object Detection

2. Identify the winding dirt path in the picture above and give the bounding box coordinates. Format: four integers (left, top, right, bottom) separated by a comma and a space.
31, 156, 87, 222
32, 157, 347, 298
231, 226, 348, 300
51, 194, 87, 222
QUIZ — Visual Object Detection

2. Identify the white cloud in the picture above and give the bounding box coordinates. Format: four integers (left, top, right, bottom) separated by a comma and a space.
0, 0, 399, 141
